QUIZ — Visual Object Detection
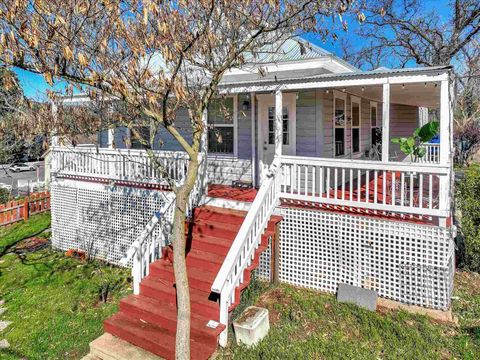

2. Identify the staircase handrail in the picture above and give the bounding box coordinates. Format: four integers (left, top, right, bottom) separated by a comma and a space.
211, 158, 281, 295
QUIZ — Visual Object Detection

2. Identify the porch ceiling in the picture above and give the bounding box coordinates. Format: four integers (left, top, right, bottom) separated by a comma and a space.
345, 82, 441, 108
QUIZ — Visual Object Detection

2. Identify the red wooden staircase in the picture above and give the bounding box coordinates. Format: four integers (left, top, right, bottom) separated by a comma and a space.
104, 205, 281, 360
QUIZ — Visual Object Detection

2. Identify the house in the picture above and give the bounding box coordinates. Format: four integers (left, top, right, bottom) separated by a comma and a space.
49, 38, 454, 359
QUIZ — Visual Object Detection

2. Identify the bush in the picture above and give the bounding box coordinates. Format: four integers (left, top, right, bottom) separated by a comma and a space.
456, 164, 480, 271
0, 187, 10, 204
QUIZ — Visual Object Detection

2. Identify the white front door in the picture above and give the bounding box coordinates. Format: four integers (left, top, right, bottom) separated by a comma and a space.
257, 93, 296, 179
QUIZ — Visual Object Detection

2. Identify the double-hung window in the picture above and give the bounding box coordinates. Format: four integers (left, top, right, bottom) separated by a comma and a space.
208, 97, 235, 155
334, 93, 347, 157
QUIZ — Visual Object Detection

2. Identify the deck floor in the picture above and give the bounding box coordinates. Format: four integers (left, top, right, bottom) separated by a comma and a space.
207, 184, 258, 202
207, 183, 437, 226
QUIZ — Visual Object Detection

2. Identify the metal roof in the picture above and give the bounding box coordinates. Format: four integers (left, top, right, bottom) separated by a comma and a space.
219, 65, 452, 88
241, 36, 359, 72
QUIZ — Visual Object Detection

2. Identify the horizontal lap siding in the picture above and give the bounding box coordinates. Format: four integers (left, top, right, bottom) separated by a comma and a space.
389, 104, 418, 161
296, 91, 317, 157
323, 91, 333, 157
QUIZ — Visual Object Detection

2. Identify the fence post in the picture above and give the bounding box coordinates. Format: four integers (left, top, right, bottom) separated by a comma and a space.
23, 197, 29, 221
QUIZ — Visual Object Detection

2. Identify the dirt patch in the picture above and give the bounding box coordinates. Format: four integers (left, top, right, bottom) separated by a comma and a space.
13, 237, 49, 254
256, 287, 289, 325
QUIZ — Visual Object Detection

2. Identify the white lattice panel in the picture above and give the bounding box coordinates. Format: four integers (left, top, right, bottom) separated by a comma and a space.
276, 207, 454, 310
51, 180, 168, 266
257, 238, 271, 281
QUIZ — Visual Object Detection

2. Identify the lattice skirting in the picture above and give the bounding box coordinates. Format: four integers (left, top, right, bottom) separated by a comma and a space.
51, 180, 170, 266
258, 206, 454, 310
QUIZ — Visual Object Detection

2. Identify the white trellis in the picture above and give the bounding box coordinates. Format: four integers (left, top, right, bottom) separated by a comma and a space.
257, 206, 454, 310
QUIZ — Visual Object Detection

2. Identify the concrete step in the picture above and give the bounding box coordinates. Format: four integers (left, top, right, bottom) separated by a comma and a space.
89, 333, 163, 360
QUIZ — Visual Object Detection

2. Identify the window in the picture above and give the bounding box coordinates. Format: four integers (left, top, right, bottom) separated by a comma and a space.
208, 97, 235, 154
334, 95, 346, 156
268, 106, 289, 145
351, 99, 360, 153
370, 102, 382, 147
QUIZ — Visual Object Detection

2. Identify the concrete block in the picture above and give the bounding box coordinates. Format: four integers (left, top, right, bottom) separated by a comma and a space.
337, 283, 377, 311
233, 306, 270, 347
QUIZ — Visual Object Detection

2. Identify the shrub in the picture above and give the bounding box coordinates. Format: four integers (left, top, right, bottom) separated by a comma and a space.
456, 164, 480, 271
0, 187, 10, 204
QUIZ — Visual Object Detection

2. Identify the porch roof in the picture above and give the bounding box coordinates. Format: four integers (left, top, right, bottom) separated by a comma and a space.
219, 65, 452, 108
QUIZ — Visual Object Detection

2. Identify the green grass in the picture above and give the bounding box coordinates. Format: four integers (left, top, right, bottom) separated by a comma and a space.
219, 273, 480, 360
0, 213, 51, 255
0, 215, 131, 360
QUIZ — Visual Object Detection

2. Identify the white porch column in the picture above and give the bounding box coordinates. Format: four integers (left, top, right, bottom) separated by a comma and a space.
275, 89, 283, 158
381, 83, 390, 162
439, 80, 451, 166
250, 92, 257, 187
438, 79, 452, 226
107, 128, 115, 148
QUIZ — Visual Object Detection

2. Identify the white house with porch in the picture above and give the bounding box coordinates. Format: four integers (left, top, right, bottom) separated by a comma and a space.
49, 38, 455, 360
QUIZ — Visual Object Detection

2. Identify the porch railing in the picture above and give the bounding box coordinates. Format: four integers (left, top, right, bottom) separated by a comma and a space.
211, 158, 281, 347
51, 146, 189, 184
118, 153, 207, 293
279, 155, 450, 217
418, 143, 440, 164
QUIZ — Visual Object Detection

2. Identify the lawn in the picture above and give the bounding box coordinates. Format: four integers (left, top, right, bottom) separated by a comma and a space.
219, 273, 480, 360
1, 214, 479, 360
0, 214, 131, 360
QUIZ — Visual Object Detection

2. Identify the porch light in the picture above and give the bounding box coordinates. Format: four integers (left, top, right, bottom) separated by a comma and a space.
242, 100, 250, 111
361, 87, 365, 92
342, 88, 346, 92
402, 84, 405, 90
326, 89, 330, 94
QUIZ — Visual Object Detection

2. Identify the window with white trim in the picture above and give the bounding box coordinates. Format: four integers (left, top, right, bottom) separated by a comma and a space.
268, 106, 289, 145
334, 94, 346, 157
370, 102, 382, 147
351, 98, 361, 153
208, 97, 235, 154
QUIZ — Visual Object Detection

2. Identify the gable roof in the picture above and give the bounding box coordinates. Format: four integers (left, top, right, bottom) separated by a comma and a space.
241, 36, 358, 72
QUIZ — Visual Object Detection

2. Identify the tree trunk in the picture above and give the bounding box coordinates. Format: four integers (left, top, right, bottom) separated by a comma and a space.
172, 157, 200, 360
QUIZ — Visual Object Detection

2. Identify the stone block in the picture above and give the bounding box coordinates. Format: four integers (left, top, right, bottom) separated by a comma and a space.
337, 283, 377, 311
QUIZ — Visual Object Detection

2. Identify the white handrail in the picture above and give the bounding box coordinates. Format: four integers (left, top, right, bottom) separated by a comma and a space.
120, 193, 175, 294
211, 158, 281, 347
118, 152, 207, 295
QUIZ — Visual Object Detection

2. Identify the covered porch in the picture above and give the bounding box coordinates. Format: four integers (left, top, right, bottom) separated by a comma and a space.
50, 66, 452, 223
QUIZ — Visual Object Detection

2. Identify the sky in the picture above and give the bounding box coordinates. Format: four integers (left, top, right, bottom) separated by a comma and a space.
13, 0, 453, 101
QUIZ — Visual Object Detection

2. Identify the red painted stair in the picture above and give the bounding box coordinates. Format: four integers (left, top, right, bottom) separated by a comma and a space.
104, 205, 282, 360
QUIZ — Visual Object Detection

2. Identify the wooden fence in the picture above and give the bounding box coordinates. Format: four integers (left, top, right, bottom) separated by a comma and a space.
0, 191, 50, 227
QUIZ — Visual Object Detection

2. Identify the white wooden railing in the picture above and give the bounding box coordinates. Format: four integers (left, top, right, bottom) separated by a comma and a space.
51, 146, 189, 184
211, 158, 281, 347
418, 143, 440, 164
119, 193, 175, 294
118, 153, 207, 294
278, 155, 450, 217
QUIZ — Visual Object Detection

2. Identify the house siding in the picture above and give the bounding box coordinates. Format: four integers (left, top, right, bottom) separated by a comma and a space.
296, 90, 317, 157
389, 104, 418, 161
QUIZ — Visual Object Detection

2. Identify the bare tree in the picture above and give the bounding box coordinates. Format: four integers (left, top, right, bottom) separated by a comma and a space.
0, 1, 362, 357
342, 0, 480, 70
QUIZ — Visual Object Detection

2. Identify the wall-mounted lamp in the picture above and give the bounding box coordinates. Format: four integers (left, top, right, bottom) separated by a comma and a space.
361, 86, 365, 92
242, 100, 250, 111
402, 84, 405, 90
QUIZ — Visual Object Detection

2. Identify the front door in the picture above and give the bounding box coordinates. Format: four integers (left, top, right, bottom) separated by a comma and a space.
257, 93, 296, 179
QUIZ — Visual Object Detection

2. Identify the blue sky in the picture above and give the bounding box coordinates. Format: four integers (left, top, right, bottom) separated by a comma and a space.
14, 0, 452, 101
